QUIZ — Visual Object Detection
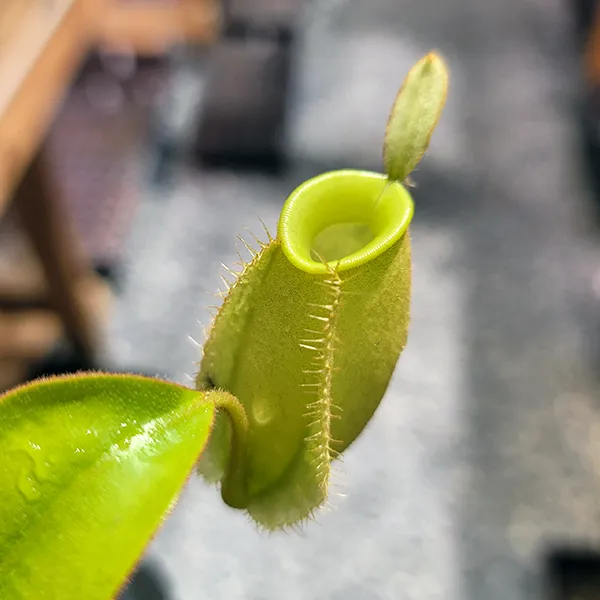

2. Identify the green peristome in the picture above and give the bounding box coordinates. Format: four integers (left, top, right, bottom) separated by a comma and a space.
196, 169, 413, 529
0, 374, 215, 600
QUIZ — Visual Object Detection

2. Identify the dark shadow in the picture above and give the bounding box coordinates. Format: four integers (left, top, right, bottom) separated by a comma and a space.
118, 561, 170, 600
545, 547, 600, 600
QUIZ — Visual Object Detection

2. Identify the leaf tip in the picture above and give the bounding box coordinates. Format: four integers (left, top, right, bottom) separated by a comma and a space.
420, 50, 449, 89
383, 50, 450, 183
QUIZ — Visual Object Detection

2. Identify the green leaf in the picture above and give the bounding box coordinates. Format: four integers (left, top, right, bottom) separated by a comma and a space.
0, 373, 215, 600
383, 51, 449, 181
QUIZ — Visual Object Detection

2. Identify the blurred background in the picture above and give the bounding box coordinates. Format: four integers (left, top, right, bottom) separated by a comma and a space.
4, 0, 600, 598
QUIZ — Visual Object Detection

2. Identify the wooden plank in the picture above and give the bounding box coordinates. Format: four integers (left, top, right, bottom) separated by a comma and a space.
0, 360, 30, 393
0, 0, 102, 217
0, 277, 112, 361
0, 230, 112, 315
0, 226, 47, 305
586, 2, 600, 86
98, 0, 219, 55
0, 310, 62, 361
0, 1, 73, 119
0, 2, 33, 47
0, 0, 113, 372
0, 272, 110, 388
14, 151, 100, 361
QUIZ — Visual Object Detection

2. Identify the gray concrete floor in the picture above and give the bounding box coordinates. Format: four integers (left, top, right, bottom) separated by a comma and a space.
107, 0, 600, 598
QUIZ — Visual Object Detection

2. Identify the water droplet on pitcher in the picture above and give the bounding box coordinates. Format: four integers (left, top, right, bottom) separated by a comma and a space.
252, 397, 274, 425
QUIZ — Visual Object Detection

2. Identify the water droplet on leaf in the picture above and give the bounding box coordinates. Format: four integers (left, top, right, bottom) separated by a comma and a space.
17, 473, 41, 501
25, 440, 52, 482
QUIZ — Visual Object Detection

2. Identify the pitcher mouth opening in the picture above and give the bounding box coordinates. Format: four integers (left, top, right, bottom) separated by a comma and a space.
278, 170, 414, 274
